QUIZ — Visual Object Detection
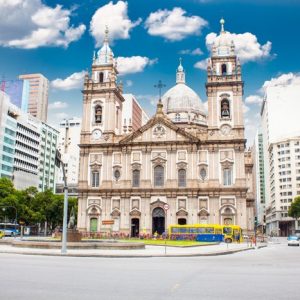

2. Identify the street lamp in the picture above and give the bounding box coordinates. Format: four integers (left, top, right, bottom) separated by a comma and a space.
0, 205, 18, 225
55, 150, 69, 254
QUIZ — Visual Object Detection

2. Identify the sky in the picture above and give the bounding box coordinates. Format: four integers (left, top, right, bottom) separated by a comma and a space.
0, 0, 300, 145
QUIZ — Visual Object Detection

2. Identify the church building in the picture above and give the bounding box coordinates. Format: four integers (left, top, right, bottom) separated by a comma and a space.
77, 20, 255, 236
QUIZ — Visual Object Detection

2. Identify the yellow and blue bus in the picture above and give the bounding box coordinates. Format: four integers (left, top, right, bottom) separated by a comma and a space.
168, 224, 243, 243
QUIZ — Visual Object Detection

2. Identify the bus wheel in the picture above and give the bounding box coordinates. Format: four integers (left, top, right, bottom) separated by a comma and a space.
225, 238, 232, 243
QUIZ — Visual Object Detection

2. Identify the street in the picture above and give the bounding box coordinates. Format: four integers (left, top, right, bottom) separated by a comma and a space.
0, 242, 299, 300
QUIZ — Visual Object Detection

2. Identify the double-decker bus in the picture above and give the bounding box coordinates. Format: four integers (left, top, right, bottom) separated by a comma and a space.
168, 224, 243, 243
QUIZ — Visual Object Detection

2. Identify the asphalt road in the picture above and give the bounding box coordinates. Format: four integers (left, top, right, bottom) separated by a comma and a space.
0, 242, 299, 300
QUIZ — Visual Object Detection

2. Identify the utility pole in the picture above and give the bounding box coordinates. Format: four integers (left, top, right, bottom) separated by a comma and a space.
55, 150, 68, 254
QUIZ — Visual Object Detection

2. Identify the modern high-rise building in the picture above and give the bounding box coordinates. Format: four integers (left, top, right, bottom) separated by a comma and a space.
19, 74, 49, 122
253, 130, 266, 230
0, 90, 58, 191
56, 118, 82, 195
38, 123, 59, 191
260, 84, 300, 236
0, 79, 29, 113
122, 94, 149, 133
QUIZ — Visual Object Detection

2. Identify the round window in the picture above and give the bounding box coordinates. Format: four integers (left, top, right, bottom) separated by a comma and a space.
200, 168, 207, 180
114, 169, 121, 181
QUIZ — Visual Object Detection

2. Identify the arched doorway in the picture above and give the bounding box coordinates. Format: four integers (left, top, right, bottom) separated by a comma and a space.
152, 207, 165, 234
178, 218, 186, 225
131, 218, 140, 237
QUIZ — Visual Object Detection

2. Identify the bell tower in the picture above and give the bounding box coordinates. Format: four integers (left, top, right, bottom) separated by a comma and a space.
81, 26, 124, 142
206, 19, 244, 138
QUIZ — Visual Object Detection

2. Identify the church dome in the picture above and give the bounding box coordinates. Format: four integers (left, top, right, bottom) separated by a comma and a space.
161, 60, 206, 125
162, 83, 205, 115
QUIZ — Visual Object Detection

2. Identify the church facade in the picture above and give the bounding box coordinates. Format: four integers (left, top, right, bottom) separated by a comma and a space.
77, 21, 255, 236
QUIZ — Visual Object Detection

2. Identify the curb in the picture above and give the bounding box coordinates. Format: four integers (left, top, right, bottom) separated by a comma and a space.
0, 245, 266, 258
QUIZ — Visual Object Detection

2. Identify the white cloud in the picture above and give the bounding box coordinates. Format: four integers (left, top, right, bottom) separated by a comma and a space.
51, 71, 86, 90
262, 72, 300, 90
49, 101, 68, 109
145, 7, 207, 41
179, 48, 203, 56
126, 80, 133, 87
194, 59, 208, 70
136, 94, 158, 107
243, 104, 250, 114
0, 0, 85, 49
116, 56, 157, 76
245, 95, 263, 105
90, 1, 141, 46
203, 101, 208, 112
205, 32, 272, 64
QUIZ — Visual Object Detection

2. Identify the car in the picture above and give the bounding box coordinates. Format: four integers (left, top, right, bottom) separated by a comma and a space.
0, 230, 4, 239
287, 236, 300, 246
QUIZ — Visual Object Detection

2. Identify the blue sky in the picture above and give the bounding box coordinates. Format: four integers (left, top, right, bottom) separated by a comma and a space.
0, 0, 300, 144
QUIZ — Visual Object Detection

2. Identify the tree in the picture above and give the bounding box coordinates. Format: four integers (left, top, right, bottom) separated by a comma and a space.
288, 196, 300, 220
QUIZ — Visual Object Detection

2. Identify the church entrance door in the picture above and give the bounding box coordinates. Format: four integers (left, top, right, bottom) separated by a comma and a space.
152, 207, 165, 234
90, 218, 98, 232
131, 218, 140, 237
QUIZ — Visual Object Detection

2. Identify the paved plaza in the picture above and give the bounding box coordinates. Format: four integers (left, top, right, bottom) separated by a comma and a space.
0, 240, 299, 300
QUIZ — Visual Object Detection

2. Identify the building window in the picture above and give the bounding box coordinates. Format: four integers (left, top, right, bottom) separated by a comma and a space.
91, 171, 100, 187
221, 99, 230, 118
221, 64, 227, 75
99, 72, 104, 83
95, 105, 102, 124
132, 169, 140, 187
114, 169, 121, 181
175, 113, 181, 122
200, 167, 207, 180
178, 169, 186, 187
154, 165, 164, 187
223, 168, 233, 186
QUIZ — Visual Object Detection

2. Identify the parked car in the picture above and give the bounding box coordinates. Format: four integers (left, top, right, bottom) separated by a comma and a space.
287, 236, 300, 246
0, 230, 4, 239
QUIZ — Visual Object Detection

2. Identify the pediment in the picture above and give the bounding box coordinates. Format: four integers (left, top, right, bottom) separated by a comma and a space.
119, 114, 200, 145
176, 209, 188, 216
129, 209, 141, 217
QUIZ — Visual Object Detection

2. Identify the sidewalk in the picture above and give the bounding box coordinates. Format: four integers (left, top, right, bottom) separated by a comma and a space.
0, 242, 266, 258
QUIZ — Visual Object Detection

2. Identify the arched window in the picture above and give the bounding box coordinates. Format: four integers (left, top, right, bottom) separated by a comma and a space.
154, 165, 164, 187
221, 64, 227, 75
221, 99, 230, 118
200, 167, 207, 180
223, 168, 233, 186
132, 169, 140, 187
99, 72, 104, 83
178, 169, 186, 187
95, 105, 102, 124
175, 113, 181, 122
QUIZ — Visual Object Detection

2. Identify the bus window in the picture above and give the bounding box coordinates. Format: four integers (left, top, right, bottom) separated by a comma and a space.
196, 227, 206, 234
223, 227, 232, 235
171, 227, 180, 234
206, 227, 214, 234
179, 227, 188, 233
190, 227, 198, 234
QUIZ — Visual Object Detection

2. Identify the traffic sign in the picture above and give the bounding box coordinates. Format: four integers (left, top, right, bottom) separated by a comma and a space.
102, 220, 114, 225
163, 204, 169, 210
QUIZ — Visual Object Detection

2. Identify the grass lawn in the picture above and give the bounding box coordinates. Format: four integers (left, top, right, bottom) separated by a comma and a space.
128, 239, 213, 247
